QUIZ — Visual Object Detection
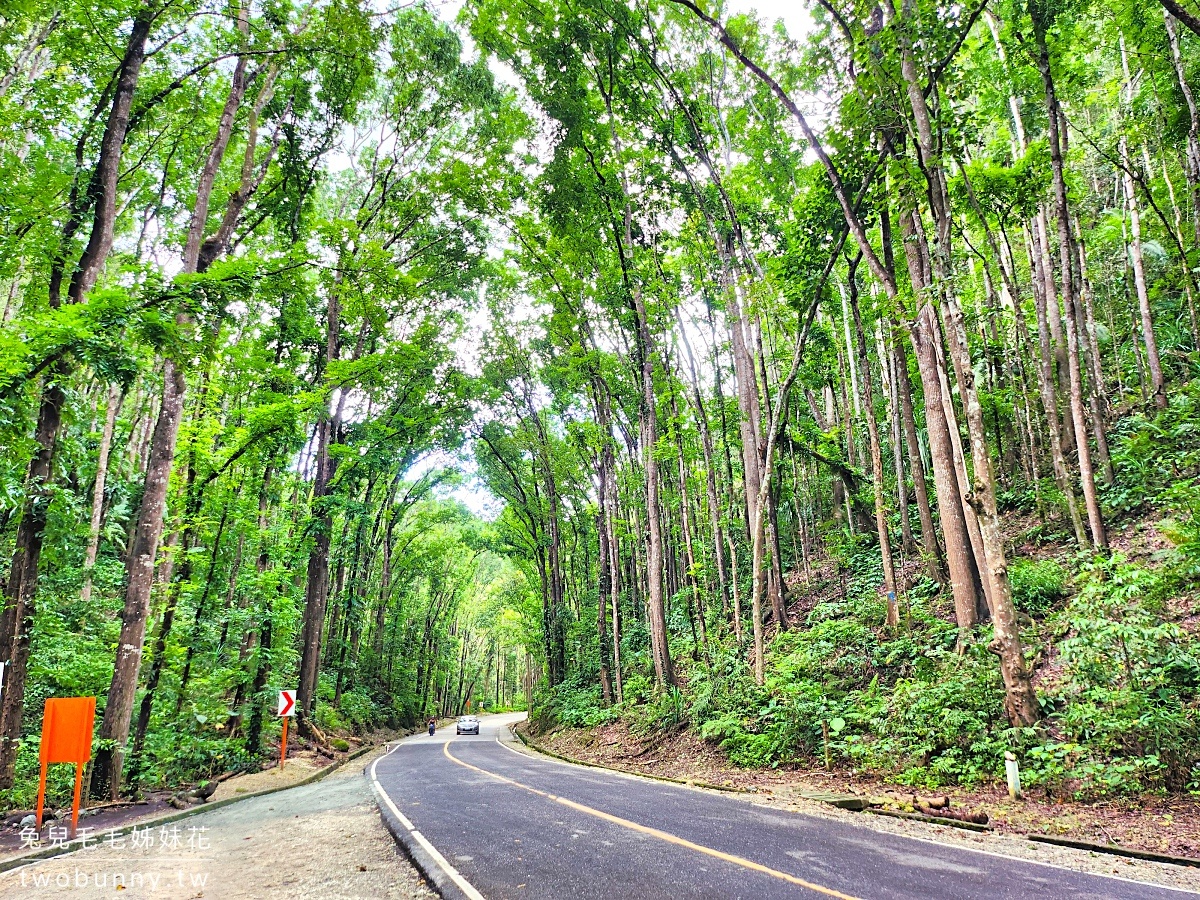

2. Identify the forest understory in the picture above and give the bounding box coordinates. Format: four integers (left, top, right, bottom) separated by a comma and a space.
530, 508, 1200, 854
528, 468, 1200, 860
532, 398, 1200, 845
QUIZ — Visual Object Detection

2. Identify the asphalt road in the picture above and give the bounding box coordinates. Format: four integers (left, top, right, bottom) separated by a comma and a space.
372, 713, 1195, 900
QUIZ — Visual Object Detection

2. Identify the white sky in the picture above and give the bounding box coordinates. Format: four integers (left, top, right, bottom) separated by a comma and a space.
734, 0, 811, 39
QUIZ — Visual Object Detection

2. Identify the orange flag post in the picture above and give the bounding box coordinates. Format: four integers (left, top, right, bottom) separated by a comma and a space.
36, 697, 96, 839
277, 690, 295, 770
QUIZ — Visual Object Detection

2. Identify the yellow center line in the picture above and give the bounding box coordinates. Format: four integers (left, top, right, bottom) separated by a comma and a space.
442, 740, 861, 900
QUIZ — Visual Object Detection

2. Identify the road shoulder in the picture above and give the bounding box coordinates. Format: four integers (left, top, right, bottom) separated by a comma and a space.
368, 740, 484, 900
510, 724, 1200, 896
0, 747, 436, 899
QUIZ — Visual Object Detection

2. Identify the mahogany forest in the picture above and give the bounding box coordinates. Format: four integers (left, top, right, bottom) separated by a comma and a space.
1, 0, 1199, 814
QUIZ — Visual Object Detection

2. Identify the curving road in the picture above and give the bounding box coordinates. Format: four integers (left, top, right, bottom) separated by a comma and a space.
371, 713, 1194, 900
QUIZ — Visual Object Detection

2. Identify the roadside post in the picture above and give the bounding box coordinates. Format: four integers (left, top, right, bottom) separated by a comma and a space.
36, 696, 96, 838
1005, 750, 1023, 799
278, 690, 296, 769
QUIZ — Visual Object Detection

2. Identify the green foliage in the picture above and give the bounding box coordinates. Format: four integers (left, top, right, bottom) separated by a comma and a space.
1008, 558, 1070, 615
1103, 385, 1200, 513
538, 526, 1200, 802
141, 732, 256, 789
336, 690, 386, 733
4, 0, 1200, 822
538, 679, 617, 729
1028, 555, 1200, 798
856, 651, 1011, 789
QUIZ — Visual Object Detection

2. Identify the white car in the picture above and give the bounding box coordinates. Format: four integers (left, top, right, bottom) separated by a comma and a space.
456, 715, 480, 735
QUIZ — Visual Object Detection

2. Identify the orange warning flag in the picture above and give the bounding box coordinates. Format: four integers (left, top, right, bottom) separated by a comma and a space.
37, 697, 96, 836
39, 697, 96, 764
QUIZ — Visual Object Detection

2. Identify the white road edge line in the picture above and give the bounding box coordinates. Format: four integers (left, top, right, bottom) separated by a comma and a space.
494, 731, 1200, 897
370, 740, 486, 900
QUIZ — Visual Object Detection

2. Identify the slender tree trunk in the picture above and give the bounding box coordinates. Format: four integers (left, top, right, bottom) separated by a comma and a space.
847, 260, 898, 624
932, 307, 993, 622
672, 400, 708, 656
608, 493, 623, 705
635, 287, 675, 688
1074, 223, 1115, 485
907, 294, 984, 632
1035, 210, 1072, 417
81, 383, 122, 604
297, 305, 340, 729
175, 503, 232, 712
893, 326, 941, 581
1120, 142, 1166, 408
0, 380, 63, 789
1030, 219, 1089, 547
721, 238, 770, 647
727, 533, 743, 648
675, 309, 731, 621
942, 293, 1040, 725
228, 468, 273, 735
879, 320, 914, 555
1165, 12, 1200, 260
93, 33, 255, 796
596, 449, 614, 704
1034, 21, 1107, 547
93, 366, 187, 799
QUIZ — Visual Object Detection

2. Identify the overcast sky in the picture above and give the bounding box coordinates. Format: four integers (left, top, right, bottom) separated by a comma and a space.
732, 0, 810, 38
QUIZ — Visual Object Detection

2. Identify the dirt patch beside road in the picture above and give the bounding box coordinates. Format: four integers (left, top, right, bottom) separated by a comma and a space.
0, 747, 435, 899
0, 747, 347, 861
209, 753, 323, 803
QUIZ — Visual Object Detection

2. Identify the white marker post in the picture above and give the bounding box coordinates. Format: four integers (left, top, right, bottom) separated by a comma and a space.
1005, 750, 1022, 799
278, 690, 296, 769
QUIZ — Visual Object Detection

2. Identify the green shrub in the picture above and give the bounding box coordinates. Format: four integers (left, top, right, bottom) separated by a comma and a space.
1103, 386, 1200, 513
871, 651, 1009, 788
1027, 555, 1200, 798
141, 730, 254, 788
621, 673, 653, 705
1008, 558, 1069, 616
315, 701, 347, 733
636, 686, 687, 734
337, 688, 384, 732
540, 679, 617, 729
1158, 479, 1200, 583
530, 541, 1199, 802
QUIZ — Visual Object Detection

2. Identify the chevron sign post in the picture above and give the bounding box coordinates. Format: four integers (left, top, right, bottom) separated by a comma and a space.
278, 690, 296, 769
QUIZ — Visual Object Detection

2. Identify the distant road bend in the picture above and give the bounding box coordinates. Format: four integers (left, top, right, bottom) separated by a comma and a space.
371, 713, 1193, 900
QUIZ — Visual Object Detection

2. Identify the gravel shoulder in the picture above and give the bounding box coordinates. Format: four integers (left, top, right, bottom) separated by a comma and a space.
0, 747, 343, 861
0, 747, 435, 899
